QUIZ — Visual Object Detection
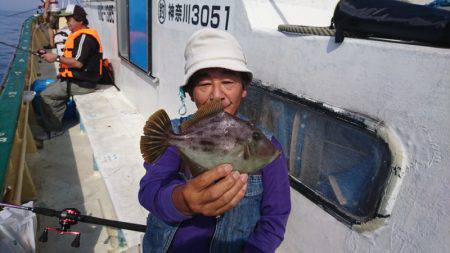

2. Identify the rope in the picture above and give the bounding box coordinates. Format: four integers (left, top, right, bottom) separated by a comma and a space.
278, 24, 336, 36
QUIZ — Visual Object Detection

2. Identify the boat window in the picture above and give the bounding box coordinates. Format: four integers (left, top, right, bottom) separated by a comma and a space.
117, 0, 129, 59
116, 0, 152, 73
238, 81, 391, 225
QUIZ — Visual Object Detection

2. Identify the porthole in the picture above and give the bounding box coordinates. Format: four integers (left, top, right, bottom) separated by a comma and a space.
239, 80, 392, 225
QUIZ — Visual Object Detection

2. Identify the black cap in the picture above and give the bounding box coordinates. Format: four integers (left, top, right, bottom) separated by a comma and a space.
59, 4, 87, 19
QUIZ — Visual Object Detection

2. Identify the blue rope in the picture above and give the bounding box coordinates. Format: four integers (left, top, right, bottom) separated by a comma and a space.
178, 87, 187, 116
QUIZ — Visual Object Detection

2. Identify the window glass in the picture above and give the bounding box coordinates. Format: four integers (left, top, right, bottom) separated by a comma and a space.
116, 0, 151, 72
129, 0, 148, 71
238, 81, 391, 224
117, 0, 129, 59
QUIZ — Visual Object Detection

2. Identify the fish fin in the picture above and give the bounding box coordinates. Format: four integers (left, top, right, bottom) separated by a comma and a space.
243, 144, 250, 160
140, 109, 172, 164
181, 98, 223, 132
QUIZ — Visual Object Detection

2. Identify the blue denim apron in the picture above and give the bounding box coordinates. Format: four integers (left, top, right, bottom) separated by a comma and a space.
142, 175, 263, 253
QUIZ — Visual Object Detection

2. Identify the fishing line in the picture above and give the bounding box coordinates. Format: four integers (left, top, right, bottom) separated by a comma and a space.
0, 41, 46, 56
2, 7, 43, 18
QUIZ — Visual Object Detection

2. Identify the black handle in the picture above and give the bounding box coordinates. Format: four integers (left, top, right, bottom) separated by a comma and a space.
78, 215, 147, 232
33, 207, 60, 217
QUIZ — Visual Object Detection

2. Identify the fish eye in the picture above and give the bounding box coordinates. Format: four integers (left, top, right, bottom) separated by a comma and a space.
252, 132, 261, 140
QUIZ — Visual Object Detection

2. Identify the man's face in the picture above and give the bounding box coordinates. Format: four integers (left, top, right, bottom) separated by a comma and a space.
65, 16, 83, 32
191, 68, 247, 115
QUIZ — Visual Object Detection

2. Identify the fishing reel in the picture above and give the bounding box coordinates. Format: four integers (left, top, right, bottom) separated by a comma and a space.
36, 49, 47, 56
38, 208, 82, 248
0, 201, 147, 248
35, 49, 46, 63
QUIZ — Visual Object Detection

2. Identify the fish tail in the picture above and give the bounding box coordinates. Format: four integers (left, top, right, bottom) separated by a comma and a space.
140, 109, 172, 164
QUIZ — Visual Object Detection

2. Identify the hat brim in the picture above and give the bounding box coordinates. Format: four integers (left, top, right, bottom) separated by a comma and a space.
182, 58, 253, 90
58, 11, 74, 17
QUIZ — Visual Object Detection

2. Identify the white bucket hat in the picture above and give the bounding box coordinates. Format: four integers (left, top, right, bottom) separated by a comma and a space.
182, 28, 253, 92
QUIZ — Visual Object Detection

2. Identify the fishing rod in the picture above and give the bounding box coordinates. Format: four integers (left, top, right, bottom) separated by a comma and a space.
0, 202, 147, 248
3, 6, 43, 18
0, 41, 46, 56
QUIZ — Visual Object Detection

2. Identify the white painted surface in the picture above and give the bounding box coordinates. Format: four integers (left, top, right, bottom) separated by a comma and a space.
73, 87, 147, 248
82, 1, 450, 252
243, 0, 338, 29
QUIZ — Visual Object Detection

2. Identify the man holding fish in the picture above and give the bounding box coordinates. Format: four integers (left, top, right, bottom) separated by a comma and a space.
139, 29, 291, 252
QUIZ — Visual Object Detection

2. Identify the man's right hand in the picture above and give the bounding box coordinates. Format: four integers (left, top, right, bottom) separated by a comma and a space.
172, 164, 248, 217
40, 52, 57, 63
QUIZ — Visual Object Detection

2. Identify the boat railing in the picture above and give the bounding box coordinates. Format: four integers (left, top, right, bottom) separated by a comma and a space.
0, 15, 50, 205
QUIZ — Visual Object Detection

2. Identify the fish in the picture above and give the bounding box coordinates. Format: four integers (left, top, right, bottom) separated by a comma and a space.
140, 99, 280, 176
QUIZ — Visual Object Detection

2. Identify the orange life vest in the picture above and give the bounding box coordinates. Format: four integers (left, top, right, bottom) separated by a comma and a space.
59, 28, 103, 81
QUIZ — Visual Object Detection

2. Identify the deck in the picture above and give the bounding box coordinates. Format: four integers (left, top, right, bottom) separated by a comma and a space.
21, 17, 145, 252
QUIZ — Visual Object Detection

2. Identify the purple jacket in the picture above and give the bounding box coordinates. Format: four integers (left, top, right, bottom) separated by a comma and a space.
139, 137, 291, 252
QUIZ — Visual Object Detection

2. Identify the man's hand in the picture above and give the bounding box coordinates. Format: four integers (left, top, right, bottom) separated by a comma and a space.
40, 52, 84, 69
173, 164, 248, 217
40, 52, 57, 63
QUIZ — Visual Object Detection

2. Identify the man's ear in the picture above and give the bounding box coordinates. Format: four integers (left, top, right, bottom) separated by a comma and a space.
242, 89, 247, 98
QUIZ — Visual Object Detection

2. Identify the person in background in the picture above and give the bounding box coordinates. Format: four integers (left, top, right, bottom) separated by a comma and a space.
35, 4, 103, 141
43, 0, 61, 49
139, 28, 291, 253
